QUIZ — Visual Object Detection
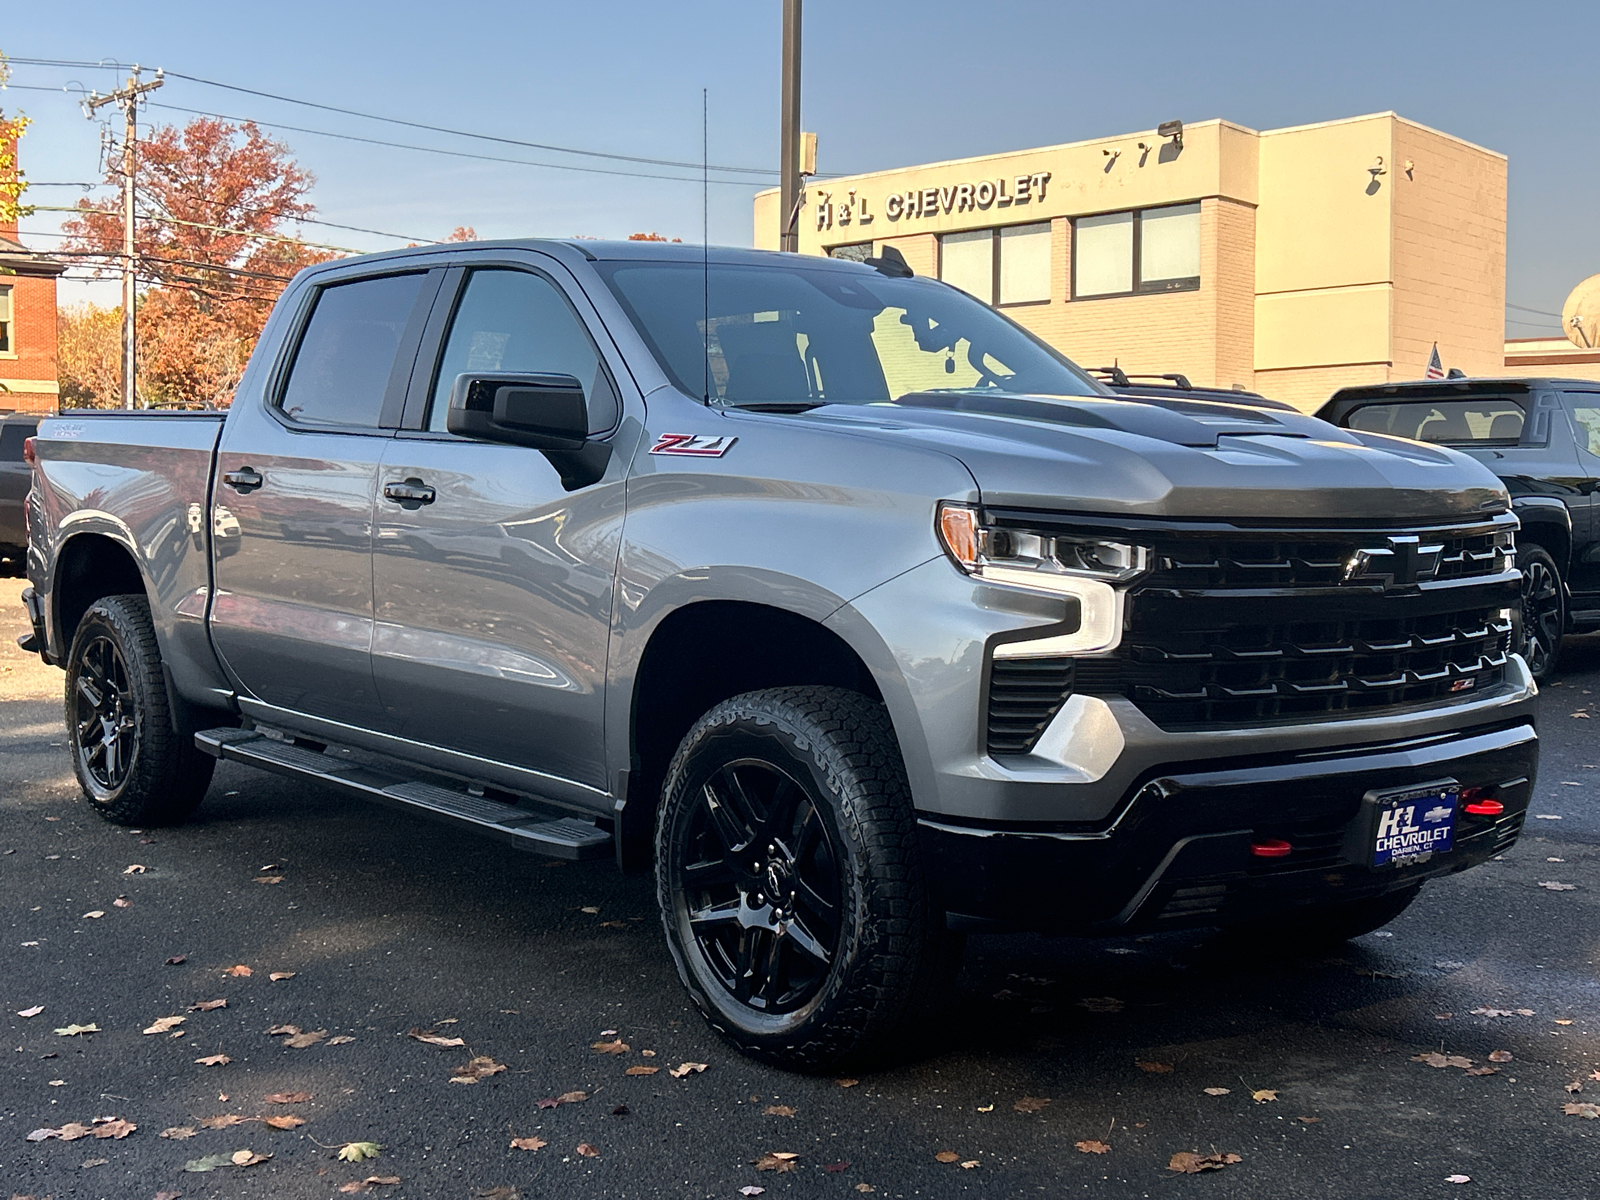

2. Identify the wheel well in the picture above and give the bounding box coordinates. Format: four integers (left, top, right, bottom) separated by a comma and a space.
1516, 520, 1570, 575
622, 601, 882, 867
54, 534, 145, 650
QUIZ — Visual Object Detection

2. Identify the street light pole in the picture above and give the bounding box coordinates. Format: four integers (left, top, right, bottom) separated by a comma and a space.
779, 0, 802, 252
84, 66, 163, 410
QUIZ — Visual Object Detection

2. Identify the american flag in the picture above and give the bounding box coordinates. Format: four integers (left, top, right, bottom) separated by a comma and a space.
1425, 343, 1445, 380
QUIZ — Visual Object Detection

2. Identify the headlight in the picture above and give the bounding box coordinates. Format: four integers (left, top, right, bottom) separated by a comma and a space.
937, 503, 1151, 658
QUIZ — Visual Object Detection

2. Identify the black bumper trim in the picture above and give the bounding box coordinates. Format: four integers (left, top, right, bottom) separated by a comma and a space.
20, 585, 50, 664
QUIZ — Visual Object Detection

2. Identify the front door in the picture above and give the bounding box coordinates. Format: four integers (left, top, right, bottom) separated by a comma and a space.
1562, 390, 1600, 602
371, 263, 630, 793
210, 268, 439, 728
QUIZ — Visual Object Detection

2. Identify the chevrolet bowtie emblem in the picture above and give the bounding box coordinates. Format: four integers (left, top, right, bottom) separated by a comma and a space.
1342, 535, 1444, 587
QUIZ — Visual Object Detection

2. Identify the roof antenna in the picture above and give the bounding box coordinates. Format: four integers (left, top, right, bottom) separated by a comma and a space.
702, 86, 711, 405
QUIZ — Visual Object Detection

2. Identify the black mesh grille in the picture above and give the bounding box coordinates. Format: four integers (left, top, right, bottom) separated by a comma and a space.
987, 657, 1074, 755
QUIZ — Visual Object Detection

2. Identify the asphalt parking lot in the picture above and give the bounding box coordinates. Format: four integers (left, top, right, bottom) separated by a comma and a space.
3, 576, 1600, 1200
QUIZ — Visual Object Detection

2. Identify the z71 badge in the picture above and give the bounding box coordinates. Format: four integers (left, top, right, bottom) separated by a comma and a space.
649, 433, 737, 457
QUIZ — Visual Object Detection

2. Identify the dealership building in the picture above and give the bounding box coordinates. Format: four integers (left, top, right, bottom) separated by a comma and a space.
754, 112, 1508, 411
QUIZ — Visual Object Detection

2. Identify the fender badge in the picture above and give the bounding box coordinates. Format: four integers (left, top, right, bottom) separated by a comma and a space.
649, 433, 737, 458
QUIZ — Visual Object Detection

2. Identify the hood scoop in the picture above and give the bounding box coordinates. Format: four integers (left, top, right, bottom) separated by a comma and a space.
893, 391, 1306, 448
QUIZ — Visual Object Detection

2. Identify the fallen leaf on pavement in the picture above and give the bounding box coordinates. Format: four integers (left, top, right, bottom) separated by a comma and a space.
166, 955, 186, 965
1297, 1116, 1321, 1124
1571, 712, 1591, 719
153, 1192, 181, 1200
1464, 1066, 1500, 1076
1567, 1080, 1584, 1094
195, 1054, 231, 1066
1414, 1053, 1474, 1069
669, 1062, 708, 1078
475, 1190, 518, 1200
231, 1149, 271, 1166
549, 1090, 588, 1106
340, 1179, 402, 1194
286, 1029, 327, 1049
327, 1035, 356, 1045
113, 898, 132, 908
934, 1151, 960, 1163
54, 1024, 98, 1036
82, 911, 105, 919
856, 1186, 875, 1194
837, 1078, 859, 1088
267, 1023, 300, 1036
160, 1126, 197, 1139
269, 972, 296, 982
17, 1005, 43, 1017
1253, 1089, 1278, 1102
626, 1065, 659, 1076
755, 1152, 800, 1171
1203, 1087, 1231, 1096
1563, 1103, 1600, 1119
1076, 1140, 1110, 1154
264, 1115, 306, 1130
124, 864, 147, 874
450, 1056, 507, 1084
224, 965, 252, 977
591, 1038, 629, 1054
1169, 1151, 1242, 1173
144, 1016, 185, 1034
254, 876, 283, 885
1078, 996, 1125, 1013
740, 1188, 765, 1196
575, 1142, 601, 1158
190, 999, 227, 1012
1014, 1096, 1051, 1112
338, 1141, 384, 1162
81, 1156, 109, 1168
1539, 882, 1578, 891
510, 1136, 547, 1152
48, 1079, 65, 1086
960, 1160, 979, 1168
408, 1027, 465, 1048
1137, 1061, 1174, 1073
1446, 1174, 1471, 1184
183, 1152, 236, 1172
764, 1105, 796, 1117
264, 1091, 312, 1104
1489, 1050, 1513, 1062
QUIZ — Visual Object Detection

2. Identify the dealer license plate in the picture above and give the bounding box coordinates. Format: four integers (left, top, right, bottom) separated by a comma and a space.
1371, 784, 1457, 867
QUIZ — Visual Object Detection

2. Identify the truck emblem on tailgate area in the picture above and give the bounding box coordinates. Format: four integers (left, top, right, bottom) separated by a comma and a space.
650, 433, 737, 457
1342, 535, 1444, 587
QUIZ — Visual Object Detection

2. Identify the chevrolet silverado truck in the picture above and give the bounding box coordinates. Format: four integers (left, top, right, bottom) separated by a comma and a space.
21, 240, 1536, 1068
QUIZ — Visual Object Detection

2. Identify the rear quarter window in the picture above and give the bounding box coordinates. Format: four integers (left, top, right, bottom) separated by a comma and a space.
1568, 401, 1600, 456
0, 421, 37, 461
1345, 399, 1525, 444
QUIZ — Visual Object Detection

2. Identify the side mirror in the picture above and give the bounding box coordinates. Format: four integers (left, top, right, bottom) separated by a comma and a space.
447, 373, 589, 451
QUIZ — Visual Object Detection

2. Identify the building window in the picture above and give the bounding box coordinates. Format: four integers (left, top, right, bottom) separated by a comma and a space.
939, 222, 1051, 306
0, 286, 12, 354
828, 242, 873, 263
1072, 202, 1200, 299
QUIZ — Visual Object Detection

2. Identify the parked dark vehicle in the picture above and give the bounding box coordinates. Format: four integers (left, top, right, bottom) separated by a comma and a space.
1089, 366, 1300, 412
1319, 378, 1600, 679
0, 412, 40, 577
21, 242, 1536, 1069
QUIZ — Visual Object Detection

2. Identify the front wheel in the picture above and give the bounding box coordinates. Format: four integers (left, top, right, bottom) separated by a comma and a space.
65, 595, 214, 825
656, 686, 954, 1071
1516, 544, 1564, 681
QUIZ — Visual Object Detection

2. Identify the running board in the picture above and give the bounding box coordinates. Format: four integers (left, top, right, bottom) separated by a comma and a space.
194, 728, 611, 861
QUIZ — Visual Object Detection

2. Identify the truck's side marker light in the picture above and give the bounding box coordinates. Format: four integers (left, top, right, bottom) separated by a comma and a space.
1250, 839, 1293, 858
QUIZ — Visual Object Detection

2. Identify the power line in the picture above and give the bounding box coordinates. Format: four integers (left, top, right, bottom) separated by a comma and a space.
1506, 302, 1563, 318
158, 69, 777, 177
31, 203, 364, 253
148, 101, 768, 188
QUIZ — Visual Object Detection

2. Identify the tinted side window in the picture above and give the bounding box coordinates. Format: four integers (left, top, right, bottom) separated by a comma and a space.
280, 273, 426, 428
1568, 396, 1600, 456
0, 422, 37, 461
427, 269, 616, 434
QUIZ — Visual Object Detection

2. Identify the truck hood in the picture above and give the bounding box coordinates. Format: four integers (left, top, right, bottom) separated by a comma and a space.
794, 392, 1509, 523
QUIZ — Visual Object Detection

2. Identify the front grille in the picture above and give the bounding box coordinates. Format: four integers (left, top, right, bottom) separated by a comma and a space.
988, 512, 1520, 733
986, 657, 1074, 755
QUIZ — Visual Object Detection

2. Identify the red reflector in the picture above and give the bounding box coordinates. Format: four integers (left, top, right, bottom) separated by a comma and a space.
22, 436, 36, 467
1463, 799, 1504, 816
1250, 839, 1293, 858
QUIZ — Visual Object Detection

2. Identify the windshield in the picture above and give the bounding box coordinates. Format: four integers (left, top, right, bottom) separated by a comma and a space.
593, 260, 1107, 406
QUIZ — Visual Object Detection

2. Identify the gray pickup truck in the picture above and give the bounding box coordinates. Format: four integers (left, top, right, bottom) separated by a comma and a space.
21, 240, 1537, 1068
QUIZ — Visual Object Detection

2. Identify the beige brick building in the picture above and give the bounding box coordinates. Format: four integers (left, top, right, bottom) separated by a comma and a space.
755, 112, 1508, 412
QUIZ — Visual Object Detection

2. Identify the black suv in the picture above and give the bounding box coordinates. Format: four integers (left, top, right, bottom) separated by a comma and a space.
0, 412, 39, 577
1318, 378, 1600, 678
1089, 366, 1300, 412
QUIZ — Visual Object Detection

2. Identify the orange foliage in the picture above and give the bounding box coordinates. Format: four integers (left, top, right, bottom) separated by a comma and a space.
627, 231, 682, 242
445, 226, 478, 242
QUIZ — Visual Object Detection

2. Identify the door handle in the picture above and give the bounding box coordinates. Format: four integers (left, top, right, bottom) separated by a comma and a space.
383, 478, 436, 505
222, 467, 264, 492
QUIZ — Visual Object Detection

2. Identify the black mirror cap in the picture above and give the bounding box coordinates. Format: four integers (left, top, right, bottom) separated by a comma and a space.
447, 373, 589, 451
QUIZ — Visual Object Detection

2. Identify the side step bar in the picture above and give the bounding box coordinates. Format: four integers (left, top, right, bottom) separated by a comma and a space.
194, 728, 611, 861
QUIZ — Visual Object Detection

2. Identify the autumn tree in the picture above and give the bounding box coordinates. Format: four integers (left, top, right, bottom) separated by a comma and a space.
62, 116, 334, 407
0, 51, 34, 227
628, 231, 682, 242
56, 304, 122, 406
446, 226, 478, 242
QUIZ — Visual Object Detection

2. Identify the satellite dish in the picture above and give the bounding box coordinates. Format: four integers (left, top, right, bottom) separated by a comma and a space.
1563, 274, 1600, 349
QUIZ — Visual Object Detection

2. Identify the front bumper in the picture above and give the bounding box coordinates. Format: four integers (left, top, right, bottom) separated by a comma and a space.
920, 718, 1535, 934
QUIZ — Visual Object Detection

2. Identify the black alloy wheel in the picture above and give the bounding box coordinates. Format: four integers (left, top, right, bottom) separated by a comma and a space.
1516, 544, 1564, 681
65, 594, 215, 825
73, 633, 138, 795
657, 687, 957, 1070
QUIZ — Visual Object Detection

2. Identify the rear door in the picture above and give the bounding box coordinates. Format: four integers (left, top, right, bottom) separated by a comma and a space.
1561, 390, 1600, 600
369, 256, 634, 795
210, 266, 442, 729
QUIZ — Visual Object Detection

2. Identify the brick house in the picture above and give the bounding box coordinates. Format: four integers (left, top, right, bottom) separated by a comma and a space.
0, 136, 64, 416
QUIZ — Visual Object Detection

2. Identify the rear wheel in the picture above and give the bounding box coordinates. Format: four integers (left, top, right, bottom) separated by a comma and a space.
1516, 544, 1564, 681
656, 686, 955, 1070
65, 595, 214, 826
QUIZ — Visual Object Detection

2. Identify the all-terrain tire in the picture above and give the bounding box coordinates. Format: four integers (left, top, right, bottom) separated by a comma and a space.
656, 686, 956, 1071
65, 594, 214, 826
1515, 544, 1564, 681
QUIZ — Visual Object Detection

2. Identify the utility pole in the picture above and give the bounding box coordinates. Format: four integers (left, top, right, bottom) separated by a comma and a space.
84, 66, 163, 410
779, 0, 802, 251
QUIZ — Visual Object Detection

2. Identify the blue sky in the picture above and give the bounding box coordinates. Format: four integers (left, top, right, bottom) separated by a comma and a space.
4, 0, 1594, 337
